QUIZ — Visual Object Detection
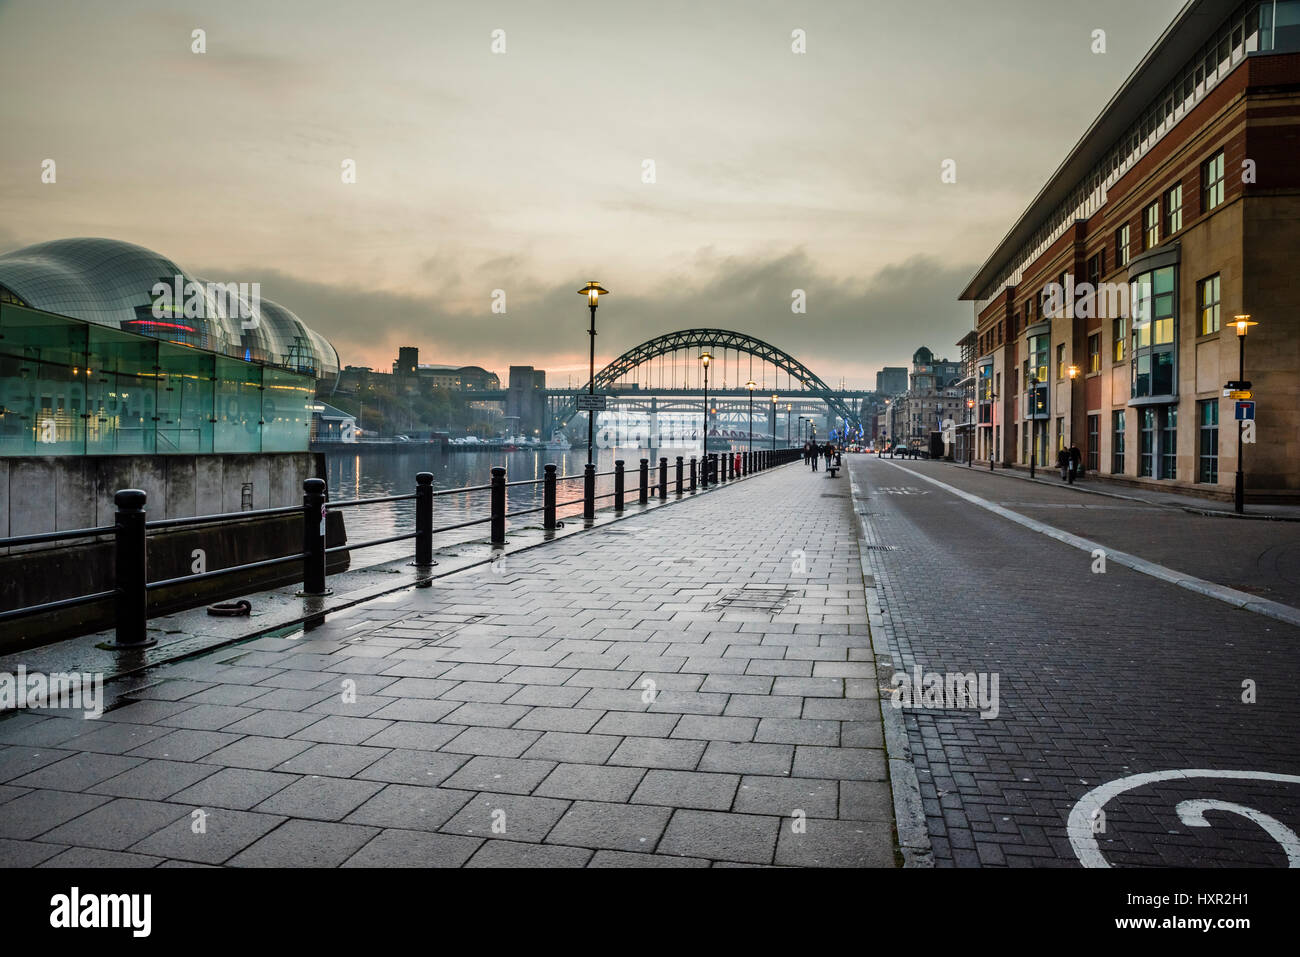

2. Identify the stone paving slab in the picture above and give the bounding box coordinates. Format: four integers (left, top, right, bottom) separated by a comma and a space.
0, 463, 897, 867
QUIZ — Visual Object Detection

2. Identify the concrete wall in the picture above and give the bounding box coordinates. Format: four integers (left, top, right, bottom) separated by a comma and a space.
0, 452, 323, 543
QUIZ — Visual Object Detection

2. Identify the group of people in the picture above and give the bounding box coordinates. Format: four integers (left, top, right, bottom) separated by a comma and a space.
803, 441, 839, 471
1057, 445, 1084, 484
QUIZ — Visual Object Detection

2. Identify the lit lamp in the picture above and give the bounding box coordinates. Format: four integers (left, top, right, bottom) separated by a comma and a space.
1233, 314, 1258, 513
785, 402, 792, 447
576, 281, 609, 468
700, 351, 712, 486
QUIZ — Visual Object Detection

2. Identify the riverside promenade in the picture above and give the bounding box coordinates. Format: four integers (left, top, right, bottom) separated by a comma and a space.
0, 461, 898, 868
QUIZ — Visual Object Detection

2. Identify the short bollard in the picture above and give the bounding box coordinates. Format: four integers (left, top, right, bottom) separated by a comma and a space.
640, 458, 649, 503
690, 456, 697, 491
658, 457, 668, 500
491, 466, 507, 544
744, 451, 751, 475
614, 460, 625, 512
111, 489, 153, 648
675, 456, 684, 495
298, 477, 331, 597
583, 462, 595, 521
414, 471, 436, 567
544, 464, 558, 530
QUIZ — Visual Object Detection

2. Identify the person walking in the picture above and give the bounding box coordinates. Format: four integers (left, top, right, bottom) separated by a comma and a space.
823, 443, 834, 471
1069, 444, 1082, 484
1057, 446, 1070, 481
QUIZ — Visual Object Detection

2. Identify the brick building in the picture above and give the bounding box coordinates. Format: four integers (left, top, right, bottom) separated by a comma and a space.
960, 0, 1300, 500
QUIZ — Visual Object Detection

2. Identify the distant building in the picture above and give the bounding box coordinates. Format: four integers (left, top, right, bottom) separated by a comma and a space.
507, 366, 548, 436
875, 366, 908, 396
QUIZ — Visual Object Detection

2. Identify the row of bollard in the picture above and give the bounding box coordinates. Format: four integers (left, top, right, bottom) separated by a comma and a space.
109, 447, 803, 648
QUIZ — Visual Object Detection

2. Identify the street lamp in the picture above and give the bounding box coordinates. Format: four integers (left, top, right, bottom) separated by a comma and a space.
988, 390, 999, 471
966, 397, 975, 467
700, 351, 712, 486
577, 281, 609, 467
746, 380, 756, 453
1028, 375, 1039, 479
785, 403, 792, 447
1233, 314, 1258, 513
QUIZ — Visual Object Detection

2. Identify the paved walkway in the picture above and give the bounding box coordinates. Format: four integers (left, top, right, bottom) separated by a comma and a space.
851, 454, 1300, 867
0, 463, 895, 868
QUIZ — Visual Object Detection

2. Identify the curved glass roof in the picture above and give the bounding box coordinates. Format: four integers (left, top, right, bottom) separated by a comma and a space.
0, 238, 339, 390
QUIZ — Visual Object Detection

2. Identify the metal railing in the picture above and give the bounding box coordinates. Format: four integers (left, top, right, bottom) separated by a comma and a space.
0, 447, 805, 646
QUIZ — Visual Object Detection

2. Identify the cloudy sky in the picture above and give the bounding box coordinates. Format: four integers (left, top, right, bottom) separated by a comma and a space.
0, 0, 1187, 386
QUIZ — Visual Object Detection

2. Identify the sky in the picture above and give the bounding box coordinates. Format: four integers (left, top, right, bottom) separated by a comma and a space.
0, 0, 1188, 387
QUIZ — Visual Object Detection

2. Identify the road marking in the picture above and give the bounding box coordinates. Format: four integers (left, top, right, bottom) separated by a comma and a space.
1067, 769, 1300, 868
877, 460, 1300, 629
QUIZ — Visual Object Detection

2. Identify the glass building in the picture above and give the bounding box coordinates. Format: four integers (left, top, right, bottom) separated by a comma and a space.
0, 238, 337, 456
0, 238, 339, 390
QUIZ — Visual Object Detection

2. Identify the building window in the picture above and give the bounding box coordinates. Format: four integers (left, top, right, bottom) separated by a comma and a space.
1160, 406, 1178, 479
1056, 343, 1066, 380
1131, 265, 1176, 399
1198, 399, 1219, 483
1164, 183, 1183, 234
1087, 415, 1100, 471
1117, 224, 1131, 267
1113, 410, 1126, 473
1202, 150, 1225, 212
1139, 408, 1156, 477
1113, 317, 1126, 362
1144, 201, 1161, 249
1022, 421, 1029, 464
1028, 333, 1049, 386
1088, 333, 1101, 373
1056, 416, 1065, 452
1198, 273, 1221, 335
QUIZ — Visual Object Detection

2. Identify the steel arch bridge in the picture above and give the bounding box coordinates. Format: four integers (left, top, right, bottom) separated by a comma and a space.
553, 328, 857, 428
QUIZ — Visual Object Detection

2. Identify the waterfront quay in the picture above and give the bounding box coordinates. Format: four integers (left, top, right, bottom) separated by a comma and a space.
0, 457, 898, 868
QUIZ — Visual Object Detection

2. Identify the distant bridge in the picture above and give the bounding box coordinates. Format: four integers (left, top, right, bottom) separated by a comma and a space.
540, 329, 869, 431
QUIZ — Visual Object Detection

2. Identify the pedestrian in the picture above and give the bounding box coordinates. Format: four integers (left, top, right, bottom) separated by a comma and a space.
1069, 444, 1082, 484
812, 441, 819, 471
823, 443, 833, 470
1057, 446, 1070, 481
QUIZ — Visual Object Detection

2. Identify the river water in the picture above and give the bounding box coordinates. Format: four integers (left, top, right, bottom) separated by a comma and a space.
323, 443, 723, 569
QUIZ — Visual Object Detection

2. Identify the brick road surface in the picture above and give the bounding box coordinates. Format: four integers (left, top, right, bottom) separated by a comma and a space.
0, 462, 896, 868
852, 454, 1300, 867
886, 458, 1300, 608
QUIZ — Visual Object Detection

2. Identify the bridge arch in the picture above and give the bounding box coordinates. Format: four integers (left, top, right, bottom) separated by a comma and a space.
553, 328, 857, 427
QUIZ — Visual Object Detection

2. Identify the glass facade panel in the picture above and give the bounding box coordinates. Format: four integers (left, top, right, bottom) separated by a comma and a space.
1112, 410, 1126, 473
0, 302, 311, 456
1198, 399, 1219, 483
1130, 266, 1176, 400
156, 343, 215, 453
261, 365, 313, 452
213, 357, 264, 454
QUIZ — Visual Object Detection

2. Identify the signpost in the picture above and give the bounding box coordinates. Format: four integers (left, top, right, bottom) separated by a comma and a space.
576, 394, 607, 412
1235, 400, 1255, 421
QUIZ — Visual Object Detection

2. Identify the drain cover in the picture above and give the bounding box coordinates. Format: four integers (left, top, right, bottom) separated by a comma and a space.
862, 545, 898, 551
712, 585, 796, 613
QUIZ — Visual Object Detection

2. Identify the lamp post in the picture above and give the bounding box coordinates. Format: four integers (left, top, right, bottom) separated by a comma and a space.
785, 403, 792, 447
1028, 375, 1039, 479
577, 281, 609, 467
746, 380, 756, 453
700, 351, 711, 486
988, 391, 998, 471
1233, 314, 1257, 513
770, 393, 778, 451
966, 397, 975, 467
1067, 364, 1080, 478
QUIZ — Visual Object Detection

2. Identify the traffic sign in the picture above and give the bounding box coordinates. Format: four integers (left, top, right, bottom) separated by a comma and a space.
1225, 380, 1252, 390
576, 394, 607, 411
1229, 390, 1253, 400
1235, 400, 1255, 421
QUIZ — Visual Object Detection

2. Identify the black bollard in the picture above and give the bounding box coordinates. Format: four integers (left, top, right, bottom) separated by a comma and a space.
414, 472, 435, 567
583, 462, 595, 521
111, 489, 153, 648
491, 466, 506, 544
544, 463, 557, 530
640, 458, 649, 503
614, 460, 625, 512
